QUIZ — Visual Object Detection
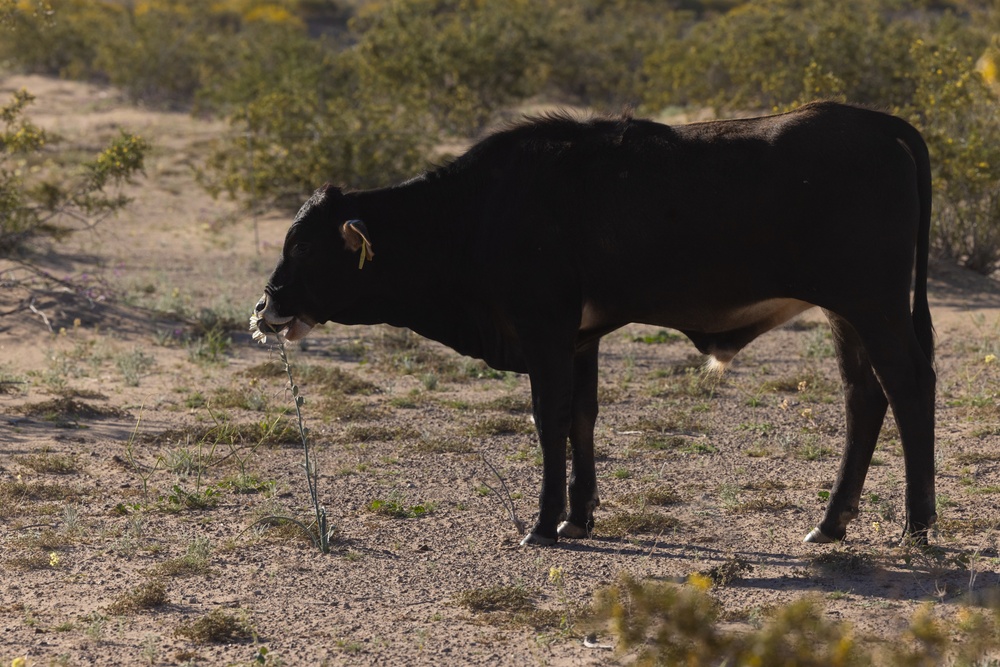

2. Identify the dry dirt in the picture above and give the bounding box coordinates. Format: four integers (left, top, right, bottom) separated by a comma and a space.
1, 74, 999, 666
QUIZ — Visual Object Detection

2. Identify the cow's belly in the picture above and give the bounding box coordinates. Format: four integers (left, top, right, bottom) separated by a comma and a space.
581, 297, 814, 333
674, 298, 816, 366
692, 298, 815, 334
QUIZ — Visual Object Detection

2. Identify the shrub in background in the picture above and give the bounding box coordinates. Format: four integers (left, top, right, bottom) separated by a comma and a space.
0, 89, 148, 256
202, 83, 433, 207
903, 39, 1000, 273
347, 0, 558, 136
0, 0, 114, 80
640, 0, 922, 113
0, 0, 308, 108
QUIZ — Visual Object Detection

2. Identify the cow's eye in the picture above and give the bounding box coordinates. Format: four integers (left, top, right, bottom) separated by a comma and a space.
290, 242, 310, 258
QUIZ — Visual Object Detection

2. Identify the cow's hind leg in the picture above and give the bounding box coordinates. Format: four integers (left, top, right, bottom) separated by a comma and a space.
813, 308, 936, 543
805, 313, 888, 543
860, 316, 936, 542
558, 342, 600, 539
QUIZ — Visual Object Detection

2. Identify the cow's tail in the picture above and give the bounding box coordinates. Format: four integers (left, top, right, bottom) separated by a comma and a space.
897, 119, 934, 366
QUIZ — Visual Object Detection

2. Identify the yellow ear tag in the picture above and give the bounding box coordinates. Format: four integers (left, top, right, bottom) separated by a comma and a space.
358, 246, 366, 270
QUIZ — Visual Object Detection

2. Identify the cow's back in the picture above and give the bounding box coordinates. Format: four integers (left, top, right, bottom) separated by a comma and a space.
489, 103, 925, 324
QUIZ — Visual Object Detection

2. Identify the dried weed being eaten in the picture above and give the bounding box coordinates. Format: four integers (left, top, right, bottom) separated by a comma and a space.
248, 315, 332, 552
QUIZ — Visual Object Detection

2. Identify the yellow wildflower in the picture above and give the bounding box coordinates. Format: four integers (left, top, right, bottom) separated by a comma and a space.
48, 552, 60, 567
688, 573, 713, 591
986, 354, 997, 364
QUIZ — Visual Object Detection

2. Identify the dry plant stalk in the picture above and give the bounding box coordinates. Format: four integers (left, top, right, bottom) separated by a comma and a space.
249, 312, 331, 553
480, 452, 526, 536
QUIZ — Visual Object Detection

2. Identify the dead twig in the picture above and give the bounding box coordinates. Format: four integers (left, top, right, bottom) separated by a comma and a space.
27, 297, 52, 333
480, 452, 526, 536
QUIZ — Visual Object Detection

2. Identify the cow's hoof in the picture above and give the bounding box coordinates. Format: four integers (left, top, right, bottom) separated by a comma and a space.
803, 527, 836, 544
520, 532, 557, 547
900, 514, 937, 547
557, 521, 589, 539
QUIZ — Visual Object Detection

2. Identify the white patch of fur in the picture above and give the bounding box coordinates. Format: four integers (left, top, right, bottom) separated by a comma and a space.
580, 300, 601, 330
704, 355, 730, 375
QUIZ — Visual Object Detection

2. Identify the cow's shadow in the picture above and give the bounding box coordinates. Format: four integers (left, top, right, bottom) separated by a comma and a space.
556, 536, 997, 605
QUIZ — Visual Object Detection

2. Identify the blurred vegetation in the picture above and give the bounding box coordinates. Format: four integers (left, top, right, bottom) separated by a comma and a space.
593, 573, 1000, 666
0, 0, 998, 270
0, 88, 148, 256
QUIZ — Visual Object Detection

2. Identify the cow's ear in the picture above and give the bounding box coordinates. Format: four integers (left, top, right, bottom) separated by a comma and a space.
341, 219, 374, 269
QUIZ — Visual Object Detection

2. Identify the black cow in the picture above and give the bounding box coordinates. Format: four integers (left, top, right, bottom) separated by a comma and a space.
255, 101, 935, 547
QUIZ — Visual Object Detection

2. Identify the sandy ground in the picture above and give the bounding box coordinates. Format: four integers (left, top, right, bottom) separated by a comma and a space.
1, 74, 999, 666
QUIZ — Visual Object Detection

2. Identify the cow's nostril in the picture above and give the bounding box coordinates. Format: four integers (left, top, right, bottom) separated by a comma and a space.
255, 296, 267, 313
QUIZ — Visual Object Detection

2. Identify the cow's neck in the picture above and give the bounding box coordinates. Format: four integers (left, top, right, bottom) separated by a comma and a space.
344, 180, 519, 366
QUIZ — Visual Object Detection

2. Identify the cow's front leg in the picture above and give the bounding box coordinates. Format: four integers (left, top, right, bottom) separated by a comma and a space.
519, 345, 576, 547
558, 342, 600, 539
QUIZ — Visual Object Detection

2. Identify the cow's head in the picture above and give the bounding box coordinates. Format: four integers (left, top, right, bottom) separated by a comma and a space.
253, 185, 373, 342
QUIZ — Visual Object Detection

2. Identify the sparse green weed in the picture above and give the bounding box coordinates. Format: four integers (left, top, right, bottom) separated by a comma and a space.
15, 447, 79, 475
174, 608, 253, 644
115, 347, 155, 386
455, 585, 536, 613
367, 494, 435, 519
107, 580, 169, 615
632, 329, 683, 344
155, 537, 212, 577
599, 510, 680, 538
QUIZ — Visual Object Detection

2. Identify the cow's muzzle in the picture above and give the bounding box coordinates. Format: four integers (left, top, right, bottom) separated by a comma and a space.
253, 293, 315, 342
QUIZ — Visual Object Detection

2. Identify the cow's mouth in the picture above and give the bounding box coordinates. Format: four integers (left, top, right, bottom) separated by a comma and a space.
277, 317, 315, 341
252, 295, 316, 342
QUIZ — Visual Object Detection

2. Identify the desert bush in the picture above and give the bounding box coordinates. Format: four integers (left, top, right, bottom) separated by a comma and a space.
97, 0, 308, 109
0, 0, 115, 80
542, 0, 689, 109
903, 38, 1000, 273
201, 79, 434, 206
641, 0, 923, 113
7, 0, 999, 267
0, 0, 308, 108
593, 574, 1000, 666
0, 89, 148, 256
347, 0, 558, 136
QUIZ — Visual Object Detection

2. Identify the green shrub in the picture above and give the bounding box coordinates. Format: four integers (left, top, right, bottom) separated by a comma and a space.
348, 0, 558, 136
593, 574, 1000, 666
202, 81, 433, 206
0, 89, 148, 256
97, 1, 308, 109
641, 0, 922, 113
6, 0, 999, 269
0, 0, 308, 109
903, 39, 1000, 273
0, 0, 115, 80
